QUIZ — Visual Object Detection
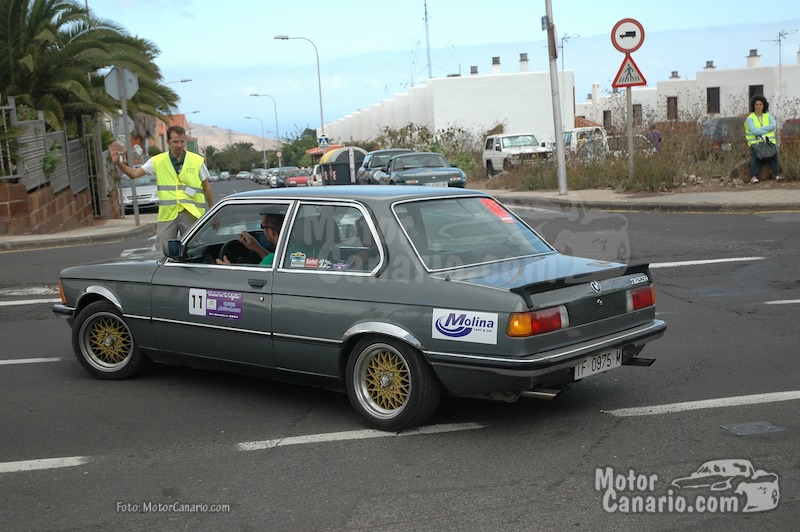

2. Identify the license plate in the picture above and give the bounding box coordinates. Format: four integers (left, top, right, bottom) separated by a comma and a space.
424, 182, 448, 187
574, 349, 622, 380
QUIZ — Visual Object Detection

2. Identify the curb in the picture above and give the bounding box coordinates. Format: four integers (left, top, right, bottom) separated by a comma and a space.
0, 222, 156, 252
491, 194, 800, 214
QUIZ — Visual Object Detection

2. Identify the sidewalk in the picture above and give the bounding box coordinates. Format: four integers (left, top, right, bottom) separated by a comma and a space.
0, 213, 158, 251
490, 186, 800, 213
2, 187, 799, 252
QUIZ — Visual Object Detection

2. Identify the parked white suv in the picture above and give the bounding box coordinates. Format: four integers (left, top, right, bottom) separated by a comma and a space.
483, 133, 552, 178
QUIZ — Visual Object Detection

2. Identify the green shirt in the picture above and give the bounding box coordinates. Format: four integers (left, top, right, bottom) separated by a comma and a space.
260, 252, 274, 267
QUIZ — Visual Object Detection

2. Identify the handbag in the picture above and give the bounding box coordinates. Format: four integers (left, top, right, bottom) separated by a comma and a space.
753, 137, 777, 160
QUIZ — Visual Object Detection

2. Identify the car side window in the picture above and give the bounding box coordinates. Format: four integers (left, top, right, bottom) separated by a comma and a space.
182, 203, 282, 265
281, 204, 379, 272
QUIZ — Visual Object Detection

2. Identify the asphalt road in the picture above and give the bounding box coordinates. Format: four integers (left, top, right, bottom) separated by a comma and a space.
0, 201, 798, 530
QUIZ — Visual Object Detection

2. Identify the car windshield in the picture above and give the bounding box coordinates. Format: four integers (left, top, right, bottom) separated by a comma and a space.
394, 197, 552, 270
393, 154, 447, 168
373, 152, 406, 166
120, 175, 157, 187
501, 135, 538, 148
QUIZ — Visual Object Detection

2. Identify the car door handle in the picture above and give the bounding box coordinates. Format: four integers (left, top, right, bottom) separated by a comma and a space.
248, 278, 267, 288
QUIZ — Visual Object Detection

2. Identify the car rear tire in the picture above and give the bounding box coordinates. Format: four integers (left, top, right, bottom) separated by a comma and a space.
346, 336, 440, 431
486, 162, 494, 179
72, 300, 149, 380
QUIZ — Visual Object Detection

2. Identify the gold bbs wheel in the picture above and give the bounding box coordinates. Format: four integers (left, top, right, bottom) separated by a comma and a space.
346, 336, 440, 431
72, 301, 148, 379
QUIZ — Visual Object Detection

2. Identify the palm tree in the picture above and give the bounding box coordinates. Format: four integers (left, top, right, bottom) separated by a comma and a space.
203, 145, 220, 170
0, 0, 178, 132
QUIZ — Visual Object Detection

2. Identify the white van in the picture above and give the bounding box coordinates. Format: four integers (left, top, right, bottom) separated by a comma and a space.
563, 127, 608, 154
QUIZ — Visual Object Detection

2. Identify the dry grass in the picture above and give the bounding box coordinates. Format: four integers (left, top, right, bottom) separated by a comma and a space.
475, 143, 800, 193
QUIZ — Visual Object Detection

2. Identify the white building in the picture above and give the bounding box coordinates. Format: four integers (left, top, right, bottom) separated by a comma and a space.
576, 48, 800, 131
325, 54, 576, 145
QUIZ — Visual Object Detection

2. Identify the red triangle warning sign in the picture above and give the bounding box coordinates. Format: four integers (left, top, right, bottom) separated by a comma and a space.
612, 54, 647, 88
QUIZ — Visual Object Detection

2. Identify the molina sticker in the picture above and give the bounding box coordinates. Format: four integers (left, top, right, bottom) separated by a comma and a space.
432, 308, 498, 345
188, 288, 243, 320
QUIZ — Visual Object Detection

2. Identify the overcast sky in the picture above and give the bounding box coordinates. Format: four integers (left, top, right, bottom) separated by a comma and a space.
91, 0, 800, 140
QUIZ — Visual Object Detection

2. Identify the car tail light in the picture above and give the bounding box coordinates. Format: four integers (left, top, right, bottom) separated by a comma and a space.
627, 285, 655, 312
507, 305, 569, 337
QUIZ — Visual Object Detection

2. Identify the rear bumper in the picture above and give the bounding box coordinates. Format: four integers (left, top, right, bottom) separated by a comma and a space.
426, 319, 667, 378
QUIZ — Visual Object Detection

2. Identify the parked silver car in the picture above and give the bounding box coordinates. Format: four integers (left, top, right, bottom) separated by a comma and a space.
54, 187, 666, 431
120, 175, 158, 213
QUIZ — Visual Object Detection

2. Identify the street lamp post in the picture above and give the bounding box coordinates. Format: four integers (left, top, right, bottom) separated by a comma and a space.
250, 93, 282, 167
244, 116, 267, 171
163, 79, 193, 150
274, 35, 325, 137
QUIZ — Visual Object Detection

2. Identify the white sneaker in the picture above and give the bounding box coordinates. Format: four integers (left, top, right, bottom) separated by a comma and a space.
750, 176, 759, 184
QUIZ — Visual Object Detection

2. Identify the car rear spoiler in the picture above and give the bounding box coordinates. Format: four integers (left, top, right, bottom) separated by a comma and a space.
509, 262, 652, 308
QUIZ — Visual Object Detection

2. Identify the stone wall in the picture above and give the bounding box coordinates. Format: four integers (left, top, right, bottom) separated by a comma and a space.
0, 182, 95, 235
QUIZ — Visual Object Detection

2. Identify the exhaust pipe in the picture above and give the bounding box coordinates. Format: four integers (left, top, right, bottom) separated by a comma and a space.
519, 388, 562, 400
623, 357, 656, 367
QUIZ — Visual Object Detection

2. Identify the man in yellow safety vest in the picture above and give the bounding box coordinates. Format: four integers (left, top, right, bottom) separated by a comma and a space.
112, 125, 215, 251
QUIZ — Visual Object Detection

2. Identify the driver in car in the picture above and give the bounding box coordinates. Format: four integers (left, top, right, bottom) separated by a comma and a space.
216, 212, 284, 266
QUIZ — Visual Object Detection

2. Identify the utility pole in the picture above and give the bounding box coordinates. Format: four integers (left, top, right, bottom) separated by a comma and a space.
543, 0, 568, 195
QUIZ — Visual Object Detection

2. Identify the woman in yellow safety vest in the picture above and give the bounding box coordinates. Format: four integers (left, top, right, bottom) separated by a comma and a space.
744, 95, 782, 184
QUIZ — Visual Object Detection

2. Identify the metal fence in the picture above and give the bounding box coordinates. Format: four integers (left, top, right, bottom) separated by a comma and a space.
3, 98, 90, 194
1, 95, 112, 215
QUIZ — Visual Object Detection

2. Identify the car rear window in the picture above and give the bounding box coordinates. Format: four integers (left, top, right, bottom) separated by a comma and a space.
394, 197, 552, 270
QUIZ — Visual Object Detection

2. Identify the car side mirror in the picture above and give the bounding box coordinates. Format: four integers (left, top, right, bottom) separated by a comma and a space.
164, 240, 184, 261
450, 162, 457, 167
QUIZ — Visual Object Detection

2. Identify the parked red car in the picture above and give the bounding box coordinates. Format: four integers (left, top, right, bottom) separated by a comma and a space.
284, 169, 311, 187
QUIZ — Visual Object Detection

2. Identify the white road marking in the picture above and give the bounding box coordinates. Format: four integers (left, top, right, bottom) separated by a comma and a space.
0, 287, 58, 296
0, 456, 89, 474
120, 246, 156, 257
0, 298, 61, 307
764, 299, 800, 305
650, 256, 764, 268
0, 357, 61, 366
237, 422, 486, 451
604, 391, 800, 417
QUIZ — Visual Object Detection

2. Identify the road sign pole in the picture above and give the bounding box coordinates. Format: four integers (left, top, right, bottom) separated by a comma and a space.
627, 88, 634, 181
611, 19, 646, 183
117, 68, 140, 226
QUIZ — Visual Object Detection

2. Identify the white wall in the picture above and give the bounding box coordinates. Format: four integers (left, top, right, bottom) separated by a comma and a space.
324, 64, 576, 144
576, 50, 800, 129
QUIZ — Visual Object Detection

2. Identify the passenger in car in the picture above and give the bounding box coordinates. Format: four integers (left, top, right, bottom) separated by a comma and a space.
216, 211, 284, 266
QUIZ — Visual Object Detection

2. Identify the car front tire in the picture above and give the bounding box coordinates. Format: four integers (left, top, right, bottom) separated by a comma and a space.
346, 336, 440, 431
72, 300, 149, 380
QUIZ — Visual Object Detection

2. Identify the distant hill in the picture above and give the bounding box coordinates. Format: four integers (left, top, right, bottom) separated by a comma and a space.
189, 122, 279, 152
